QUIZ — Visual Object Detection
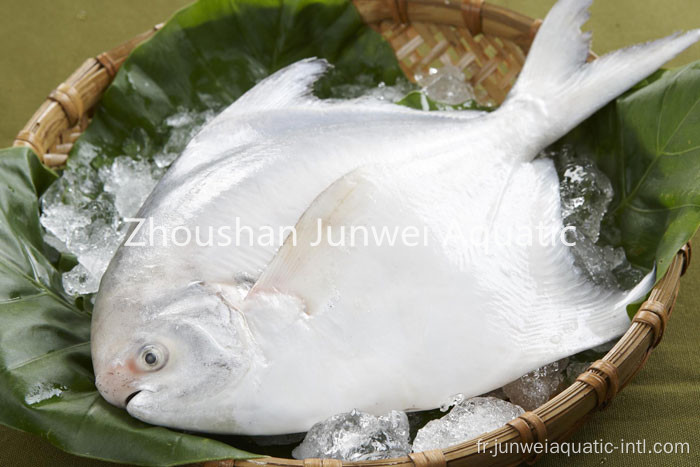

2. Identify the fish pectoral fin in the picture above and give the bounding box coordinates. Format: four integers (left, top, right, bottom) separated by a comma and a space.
248, 171, 369, 314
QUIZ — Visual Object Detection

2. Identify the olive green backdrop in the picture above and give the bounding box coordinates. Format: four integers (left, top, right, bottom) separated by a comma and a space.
0, 0, 698, 466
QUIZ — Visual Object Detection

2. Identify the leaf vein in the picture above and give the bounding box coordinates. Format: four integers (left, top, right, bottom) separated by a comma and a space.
4, 341, 90, 372
627, 203, 700, 214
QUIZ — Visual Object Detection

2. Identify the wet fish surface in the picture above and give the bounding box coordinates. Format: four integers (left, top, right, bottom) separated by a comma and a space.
91, 0, 700, 435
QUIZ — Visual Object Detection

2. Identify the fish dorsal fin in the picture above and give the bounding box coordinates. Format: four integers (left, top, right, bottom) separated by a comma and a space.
219, 58, 329, 118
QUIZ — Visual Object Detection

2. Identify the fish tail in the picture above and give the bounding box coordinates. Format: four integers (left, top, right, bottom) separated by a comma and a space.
505, 0, 700, 152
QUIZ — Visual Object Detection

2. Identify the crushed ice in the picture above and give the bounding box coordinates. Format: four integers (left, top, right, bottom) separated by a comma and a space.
98, 158, 159, 218
502, 359, 569, 411
25, 383, 67, 405
551, 145, 645, 289
292, 409, 411, 461
40, 108, 216, 296
412, 397, 524, 452
415, 66, 476, 105
331, 66, 477, 108
327, 74, 414, 102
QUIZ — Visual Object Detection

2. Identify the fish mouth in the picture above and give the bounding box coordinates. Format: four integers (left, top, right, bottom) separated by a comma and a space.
125, 390, 142, 407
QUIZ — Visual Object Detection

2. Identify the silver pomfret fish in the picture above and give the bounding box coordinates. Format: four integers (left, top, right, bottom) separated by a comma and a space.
92, 0, 700, 435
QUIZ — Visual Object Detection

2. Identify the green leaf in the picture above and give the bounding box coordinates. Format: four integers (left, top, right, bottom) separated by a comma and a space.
0, 148, 258, 465
561, 62, 700, 280
0, 0, 403, 465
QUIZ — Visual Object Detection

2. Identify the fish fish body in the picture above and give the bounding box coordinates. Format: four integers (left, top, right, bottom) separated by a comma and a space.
92, 0, 700, 435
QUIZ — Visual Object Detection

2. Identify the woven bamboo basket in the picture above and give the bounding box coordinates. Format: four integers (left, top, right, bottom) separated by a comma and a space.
12, 0, 693, 466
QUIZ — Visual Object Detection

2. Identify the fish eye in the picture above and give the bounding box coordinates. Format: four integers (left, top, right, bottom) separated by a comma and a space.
139, 344, 168, 371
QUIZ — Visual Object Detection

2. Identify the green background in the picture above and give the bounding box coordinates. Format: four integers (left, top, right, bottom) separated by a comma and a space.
0, 0, 698, 465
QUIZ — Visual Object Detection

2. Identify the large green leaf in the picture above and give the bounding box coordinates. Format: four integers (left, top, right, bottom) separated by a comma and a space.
0, 0, 403, 465
562, 62, 700, 279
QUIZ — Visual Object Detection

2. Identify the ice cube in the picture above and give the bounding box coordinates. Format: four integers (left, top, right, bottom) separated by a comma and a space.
326, 75, 414, 102
412, 397, 524, 452
292, 409, 411, 461
558, 153, 614, 242
40, 200, 88, 248
153, 109, 217, 169
153, 151, 179, 170
566, 229, 627, 288
39, 168, 97, 247
24, 383, 67, 405
609, 260, 646, 290
502, 359, 569, 411
363, 81, 414, 102
417, 66, 476, 105
550, 145, 645, 289
99, 158, 159, 218
439, 393, 466, 412
63, 221, 123, 297
165, 111, 196, 128
62, 263, 101, 296
163, 109, 216, 151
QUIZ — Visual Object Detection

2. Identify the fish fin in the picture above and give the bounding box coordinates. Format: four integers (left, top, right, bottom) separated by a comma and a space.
219, 58, 329, 117
624, 265, 656, 304
506, 0, 700, 151
487, 159, 656, 365
248, 174, 363, 310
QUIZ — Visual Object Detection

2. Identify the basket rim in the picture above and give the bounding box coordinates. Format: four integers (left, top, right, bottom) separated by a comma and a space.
9, 1, 692, 466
